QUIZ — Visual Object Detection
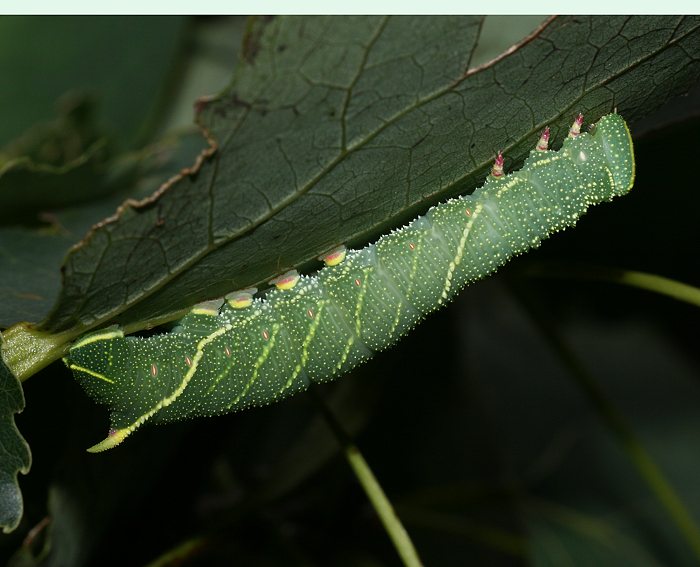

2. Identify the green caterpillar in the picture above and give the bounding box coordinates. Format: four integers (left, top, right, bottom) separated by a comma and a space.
66, 113, 635, 452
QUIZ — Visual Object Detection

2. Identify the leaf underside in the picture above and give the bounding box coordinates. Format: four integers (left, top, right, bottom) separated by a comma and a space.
4, 15, 700, 379
41, 17, 700, 331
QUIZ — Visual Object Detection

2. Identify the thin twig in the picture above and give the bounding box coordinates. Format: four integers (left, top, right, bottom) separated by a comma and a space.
311, 389, 424, 567
525, 263, 700, 308
512, 285, 700, 561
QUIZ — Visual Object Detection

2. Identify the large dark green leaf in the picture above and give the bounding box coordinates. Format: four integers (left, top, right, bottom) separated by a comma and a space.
0, 354, 31, 534
4, 16, 700, 379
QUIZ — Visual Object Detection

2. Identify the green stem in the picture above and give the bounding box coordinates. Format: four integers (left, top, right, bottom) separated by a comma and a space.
513, 287, 700, 561
525, 263, 700, 308
312, 391, 424, 567
0, 307, 191, 382
0, 323, 73, 381
142, 537, 206, 567
614, 271, 700, 307
398, 506, 528, 556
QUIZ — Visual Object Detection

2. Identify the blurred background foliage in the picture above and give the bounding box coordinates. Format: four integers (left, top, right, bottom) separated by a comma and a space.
1, 15, 700, 567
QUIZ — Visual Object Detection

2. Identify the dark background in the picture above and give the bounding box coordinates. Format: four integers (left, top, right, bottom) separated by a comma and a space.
2, 16, 700, 566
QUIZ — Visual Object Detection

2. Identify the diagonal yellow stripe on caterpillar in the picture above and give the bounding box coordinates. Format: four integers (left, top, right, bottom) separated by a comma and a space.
281, 299, 327, 392
205, 308, 263, 396
227, 323, 281, 409
332, 266, 371, 372
69, 364, 115, 384
440, 203, 482, 303
87, 324, 232, 452
71, 329, 124, 349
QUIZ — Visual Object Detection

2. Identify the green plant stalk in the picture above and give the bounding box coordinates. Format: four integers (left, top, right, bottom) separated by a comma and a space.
143, 536, 206, 567
345, 446, 424, 567
1, 307, 191, 382
311, 391, 424, 567
513, 286, 700, 561
527, 497, 663, 563
614, 271, 700, 307
397, 506, 528, 556
525, 263, 700, 308
0, 324, 73, 382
